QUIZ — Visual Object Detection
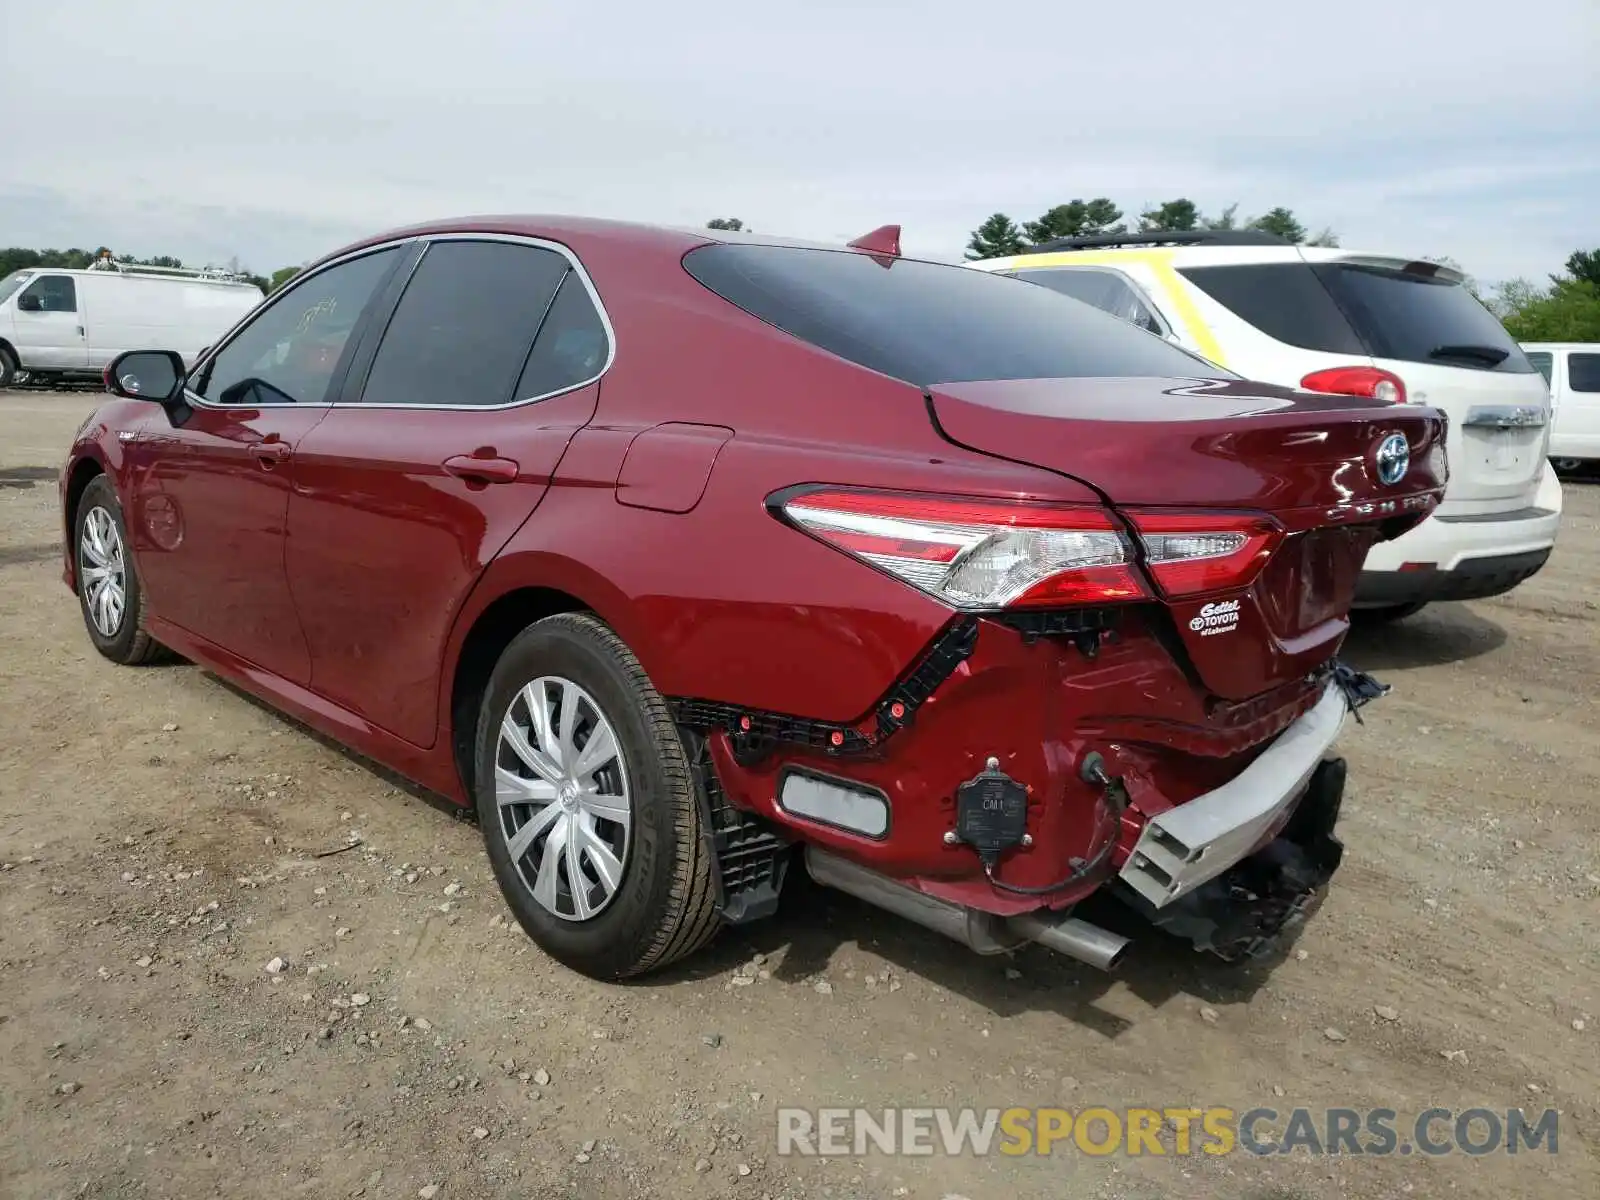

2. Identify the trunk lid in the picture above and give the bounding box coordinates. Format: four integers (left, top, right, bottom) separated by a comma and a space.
928, 375, 1448, 700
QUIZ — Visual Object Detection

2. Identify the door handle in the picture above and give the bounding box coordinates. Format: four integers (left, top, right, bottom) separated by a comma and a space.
442, 454, 520, 484
249, 441, 292, 467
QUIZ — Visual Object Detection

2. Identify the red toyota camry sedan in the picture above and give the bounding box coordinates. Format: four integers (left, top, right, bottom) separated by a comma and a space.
60, 217, 1446, 981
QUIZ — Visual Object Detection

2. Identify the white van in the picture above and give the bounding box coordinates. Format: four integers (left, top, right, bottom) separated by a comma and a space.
968, 233, 1563, 620
1522, 343, 1600, 471
0, 263, 263, 387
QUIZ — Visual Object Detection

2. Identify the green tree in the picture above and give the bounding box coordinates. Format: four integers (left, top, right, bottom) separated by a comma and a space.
706, 217, 745, 231
1561, 249, 1600, 288
964, 213, 1027, 259
1202, 203, 1240, 231
1502, 278, 1600, 342
1247, 207, 1308, 244
1137, 198, 1199, 232
1305, 227, 1341, 248
1021, 198, 1125, 245
269, 266, 302, 293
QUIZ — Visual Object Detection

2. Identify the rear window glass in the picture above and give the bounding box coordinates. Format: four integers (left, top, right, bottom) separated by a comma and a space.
1180, 261, 1533, 374
1525, 351, 1553, 383
683, 244, 1231, 387
1569, 353, 1600, 393
1315, 263, 1533, 374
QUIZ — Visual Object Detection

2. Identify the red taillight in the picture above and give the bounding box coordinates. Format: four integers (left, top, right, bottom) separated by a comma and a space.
1300, 365, 1407, 404
777, 488, 1148, 609
1124, 510, 1283, 598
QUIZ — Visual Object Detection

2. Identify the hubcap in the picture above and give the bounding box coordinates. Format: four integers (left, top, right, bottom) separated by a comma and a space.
79, 506, 127, 638
495, 676, 631, 922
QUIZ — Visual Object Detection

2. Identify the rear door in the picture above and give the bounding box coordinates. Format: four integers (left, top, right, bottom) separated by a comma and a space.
14, 274, 87, 369
284, 235, 611, 748
1179, 254, 1548, 512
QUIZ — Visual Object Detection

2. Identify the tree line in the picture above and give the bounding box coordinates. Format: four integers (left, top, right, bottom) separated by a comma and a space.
964, 197, 1340, 258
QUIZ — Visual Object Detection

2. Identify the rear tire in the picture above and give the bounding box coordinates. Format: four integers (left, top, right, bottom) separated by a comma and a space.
74, 476, 166, 665
1353, 602, 1427, 624
474, 613, 722, 980
0, 346, 17, 388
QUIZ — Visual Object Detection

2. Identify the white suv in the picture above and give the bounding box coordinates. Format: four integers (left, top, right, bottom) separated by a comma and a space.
968, 232, 1562, 620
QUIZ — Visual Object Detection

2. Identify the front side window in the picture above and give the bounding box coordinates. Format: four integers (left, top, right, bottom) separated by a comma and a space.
1569, 353, 1600, 393
684, 245, 1230, 387
1525, 351, 1553, 384
359, 240, 576, 407
194, 248, 400, 405
22, 275, 77, 313
1012, 267, 1165, 335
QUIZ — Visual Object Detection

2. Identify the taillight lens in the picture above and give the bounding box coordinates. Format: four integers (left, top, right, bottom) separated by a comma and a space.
778, 488, 1148, 609
1124, 510, 1283, 597
1301, 365, 1408, 404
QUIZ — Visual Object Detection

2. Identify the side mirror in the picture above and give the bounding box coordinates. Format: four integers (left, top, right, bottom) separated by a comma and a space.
16, 293, 42, 312
105, 350, 187, 404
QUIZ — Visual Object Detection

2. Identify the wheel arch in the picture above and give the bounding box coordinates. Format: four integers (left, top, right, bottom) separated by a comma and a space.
62, 453, 110, 585
443, 551, 663, 802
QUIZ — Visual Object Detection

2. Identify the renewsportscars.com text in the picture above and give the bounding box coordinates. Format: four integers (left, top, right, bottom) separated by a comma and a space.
775, 1106, 1560, 1158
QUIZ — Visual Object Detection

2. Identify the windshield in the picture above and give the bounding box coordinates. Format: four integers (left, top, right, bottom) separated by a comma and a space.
0, 271, 35, 307
683, 244, 1233, 387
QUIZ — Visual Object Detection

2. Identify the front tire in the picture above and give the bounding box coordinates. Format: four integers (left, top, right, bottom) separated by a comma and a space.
474, 613, 721, 980
74, 476, 165, 665
0, 346, 17, 388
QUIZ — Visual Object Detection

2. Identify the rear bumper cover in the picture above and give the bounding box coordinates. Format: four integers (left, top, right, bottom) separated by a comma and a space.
1357, 462, 1561, 605
1117, 682, 1346, 909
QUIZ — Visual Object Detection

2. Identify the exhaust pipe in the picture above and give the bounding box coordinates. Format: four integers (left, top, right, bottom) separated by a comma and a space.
805, 847, 1130, 971
1006, 911, 1130, 972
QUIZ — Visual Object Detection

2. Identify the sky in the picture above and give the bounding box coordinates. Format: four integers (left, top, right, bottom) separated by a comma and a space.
1, 0, 1596, 288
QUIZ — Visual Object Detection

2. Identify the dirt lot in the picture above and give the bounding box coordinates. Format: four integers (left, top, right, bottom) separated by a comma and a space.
1, 389, 1596, 1200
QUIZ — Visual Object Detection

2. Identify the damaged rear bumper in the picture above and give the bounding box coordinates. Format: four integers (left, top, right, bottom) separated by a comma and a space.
1116, 756, 1346, 961
1117, 681, 1347, 911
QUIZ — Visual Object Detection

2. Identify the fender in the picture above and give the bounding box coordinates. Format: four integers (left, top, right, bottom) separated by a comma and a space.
433, 546, 666, 748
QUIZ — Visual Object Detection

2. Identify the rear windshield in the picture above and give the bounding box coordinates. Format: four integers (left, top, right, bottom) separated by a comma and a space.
683, 244, 1232, 387
1179, 261, 1534, 374
0, 271, 34, 307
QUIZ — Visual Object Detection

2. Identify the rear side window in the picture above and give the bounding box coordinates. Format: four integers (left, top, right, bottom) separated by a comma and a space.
1179, 263, 1367, 355
1011, 268, 1165, 335
684, 244, 1230, 387
1569, 353, 1600, 393
1525, 351, 1553, 383
361, 240, 572, 407
513, 272, 610, 399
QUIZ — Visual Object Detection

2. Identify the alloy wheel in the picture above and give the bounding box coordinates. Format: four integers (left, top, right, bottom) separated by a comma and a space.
495, 676, 632, 921
80, 506, 127, 638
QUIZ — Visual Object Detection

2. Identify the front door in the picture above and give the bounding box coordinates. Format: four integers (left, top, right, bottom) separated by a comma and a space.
125, 245, 406, 683
285, 237, 612, 747
15, 274, 87, 369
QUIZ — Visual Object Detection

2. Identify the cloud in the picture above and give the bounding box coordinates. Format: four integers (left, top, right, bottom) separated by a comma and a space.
1, 0, 1595, 283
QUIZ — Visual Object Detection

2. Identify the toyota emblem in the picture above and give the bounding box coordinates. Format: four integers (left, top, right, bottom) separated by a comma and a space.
1375, 433, 1409, 486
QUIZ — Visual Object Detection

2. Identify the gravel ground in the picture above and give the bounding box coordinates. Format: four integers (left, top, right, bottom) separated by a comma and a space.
1, 391, 1596, 1199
